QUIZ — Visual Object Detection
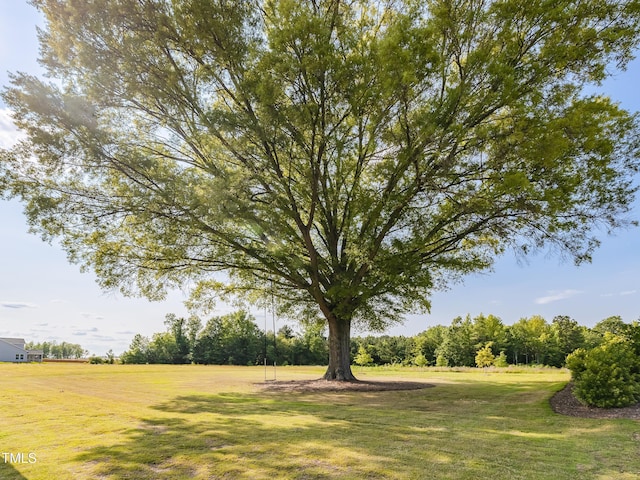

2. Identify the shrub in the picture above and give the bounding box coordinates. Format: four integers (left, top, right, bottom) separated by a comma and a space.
413, 353, 428, 367
354, 346, 374, 366
494, 351, 509, 367
566, 338, 640, 408
435, 354, 448, 367
564, 348, 587, 376
88, 356, 104, 364
475, 344, 495, 368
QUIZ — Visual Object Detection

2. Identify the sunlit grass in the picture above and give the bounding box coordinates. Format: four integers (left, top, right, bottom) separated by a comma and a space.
1, 364, 639, 479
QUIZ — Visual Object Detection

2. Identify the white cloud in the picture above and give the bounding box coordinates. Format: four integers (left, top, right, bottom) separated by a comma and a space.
600, 289, 637, 298
535, 289, 582, 305
1, 301, 37, 309
0, 108, 23, 149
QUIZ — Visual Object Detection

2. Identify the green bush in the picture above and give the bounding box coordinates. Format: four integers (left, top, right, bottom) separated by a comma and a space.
354, 346, 374, 366
435, 354, 448, 367
494, 351, 509, 367
475, 344, 495, 368
88, 356, 105, 364
566, 339, 640, 408
413, 353, 428, 367
564, 348, 587, 376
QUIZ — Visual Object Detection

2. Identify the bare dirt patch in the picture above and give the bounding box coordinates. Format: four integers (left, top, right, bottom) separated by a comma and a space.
550, 382, 640, 420
256, 379, 434, 393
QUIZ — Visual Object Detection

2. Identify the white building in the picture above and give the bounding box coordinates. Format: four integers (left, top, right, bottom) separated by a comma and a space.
0, 338, 43, 363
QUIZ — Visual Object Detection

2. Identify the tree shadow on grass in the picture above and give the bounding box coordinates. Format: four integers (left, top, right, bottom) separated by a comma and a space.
76, 391, 411, 479
75, 382, 640, 479
0, 461, 29, 480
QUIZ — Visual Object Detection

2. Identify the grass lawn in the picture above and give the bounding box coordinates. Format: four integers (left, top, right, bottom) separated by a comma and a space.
1, 363, 639, 479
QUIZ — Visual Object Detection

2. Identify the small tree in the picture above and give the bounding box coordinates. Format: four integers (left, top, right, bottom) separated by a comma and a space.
354, 346, 374, 367
475, 344, 495, 368
413, 353, 428, 367
494, 351, 509, 368
435, 354, 449, 367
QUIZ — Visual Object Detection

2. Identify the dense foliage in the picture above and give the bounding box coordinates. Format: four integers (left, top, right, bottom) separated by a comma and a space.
3, 0, 639, 380
120, 311, 328, 366
566, 324, 640, 408
120, 312, 636, 370
353, 313, 605, 367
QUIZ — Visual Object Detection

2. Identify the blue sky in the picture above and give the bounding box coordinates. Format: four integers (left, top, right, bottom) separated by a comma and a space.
1, 1, 639, 355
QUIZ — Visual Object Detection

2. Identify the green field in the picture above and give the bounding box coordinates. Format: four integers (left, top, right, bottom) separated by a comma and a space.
1, 364, 639, 479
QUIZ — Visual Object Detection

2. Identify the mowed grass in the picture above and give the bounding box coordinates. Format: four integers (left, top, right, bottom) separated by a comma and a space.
1, 364, 639, 479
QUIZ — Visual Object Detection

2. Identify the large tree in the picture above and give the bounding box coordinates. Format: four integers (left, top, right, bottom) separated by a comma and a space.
1, 0, 639, 380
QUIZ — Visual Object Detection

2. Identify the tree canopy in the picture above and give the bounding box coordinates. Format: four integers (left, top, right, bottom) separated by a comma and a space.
2, 0, 639, 380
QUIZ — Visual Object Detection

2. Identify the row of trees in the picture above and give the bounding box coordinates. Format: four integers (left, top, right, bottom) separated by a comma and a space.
358, 313, 609, 368
121, 311, 328, 366
25, 340, 87, 359
121, 311, 637, 368
353, 314, 620, 368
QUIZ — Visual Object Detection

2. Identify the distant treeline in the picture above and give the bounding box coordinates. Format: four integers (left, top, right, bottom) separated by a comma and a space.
120, 311, 328, 366
120, 311, 639, 368
355, 314, 637, 368
25, 340, 87, 359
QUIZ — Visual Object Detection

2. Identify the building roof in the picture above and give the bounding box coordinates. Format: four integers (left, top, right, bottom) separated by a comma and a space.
0, 337, 26, 344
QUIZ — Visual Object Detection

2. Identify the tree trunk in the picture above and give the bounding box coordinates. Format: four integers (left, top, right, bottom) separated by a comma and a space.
323, 317, 357, 381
